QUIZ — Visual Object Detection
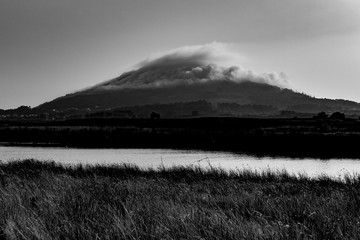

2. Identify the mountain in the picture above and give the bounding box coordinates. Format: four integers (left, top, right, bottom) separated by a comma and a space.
36, 63, 360, 117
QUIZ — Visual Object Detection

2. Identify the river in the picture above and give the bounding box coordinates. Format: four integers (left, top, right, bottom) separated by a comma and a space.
1, 146, 360, 178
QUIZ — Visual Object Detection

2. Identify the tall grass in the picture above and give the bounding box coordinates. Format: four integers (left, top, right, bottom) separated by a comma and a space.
1, 159, 360, 239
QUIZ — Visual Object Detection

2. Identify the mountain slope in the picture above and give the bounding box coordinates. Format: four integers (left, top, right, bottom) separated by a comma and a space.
36, 62, 360, 115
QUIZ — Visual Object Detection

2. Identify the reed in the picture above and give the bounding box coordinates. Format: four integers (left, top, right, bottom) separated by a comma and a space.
0, 159, 359, 239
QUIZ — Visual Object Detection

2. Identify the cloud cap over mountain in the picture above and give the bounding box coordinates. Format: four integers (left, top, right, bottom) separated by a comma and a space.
92, 43, 290, 91
37, 42, 360, 115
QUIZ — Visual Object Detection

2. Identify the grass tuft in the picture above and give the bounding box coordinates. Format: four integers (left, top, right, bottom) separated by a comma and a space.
1, 159, 360, 239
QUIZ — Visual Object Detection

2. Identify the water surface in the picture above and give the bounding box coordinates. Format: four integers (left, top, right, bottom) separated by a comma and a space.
1, 146, 359, 178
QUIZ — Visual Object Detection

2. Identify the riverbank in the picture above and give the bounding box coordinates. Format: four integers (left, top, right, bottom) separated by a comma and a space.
2, 117, 360, 158
1, 159, 360, 239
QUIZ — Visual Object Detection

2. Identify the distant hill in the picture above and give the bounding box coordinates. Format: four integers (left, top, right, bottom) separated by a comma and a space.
36, 63, 360, 117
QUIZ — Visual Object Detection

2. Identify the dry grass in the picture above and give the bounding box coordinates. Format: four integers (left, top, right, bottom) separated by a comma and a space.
1, 159, 360, 239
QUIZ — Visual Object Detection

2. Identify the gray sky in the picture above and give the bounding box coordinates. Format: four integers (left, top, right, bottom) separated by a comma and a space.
1, 0, 360, 109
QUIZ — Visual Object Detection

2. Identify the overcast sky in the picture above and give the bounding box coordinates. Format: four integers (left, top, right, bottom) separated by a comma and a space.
1, 0, 360, 109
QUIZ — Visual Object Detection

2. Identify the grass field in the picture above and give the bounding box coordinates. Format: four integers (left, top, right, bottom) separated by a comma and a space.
1, 159, 360, 239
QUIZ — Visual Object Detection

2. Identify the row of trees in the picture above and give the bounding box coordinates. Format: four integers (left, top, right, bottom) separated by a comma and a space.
0, 105, 32, 114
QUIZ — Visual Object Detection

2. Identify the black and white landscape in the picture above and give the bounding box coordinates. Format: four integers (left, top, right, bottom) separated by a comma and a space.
1, 1, 360, 239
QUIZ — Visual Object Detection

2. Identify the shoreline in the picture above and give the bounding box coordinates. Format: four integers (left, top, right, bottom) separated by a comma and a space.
2, 117, 360, 159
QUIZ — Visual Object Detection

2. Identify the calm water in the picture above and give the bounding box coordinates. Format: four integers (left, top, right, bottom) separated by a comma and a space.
1, 146, 360, 178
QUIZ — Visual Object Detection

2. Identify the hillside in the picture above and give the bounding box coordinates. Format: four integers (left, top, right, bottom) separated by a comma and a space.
37, 80, 360, 116
36, 61, 360, 116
